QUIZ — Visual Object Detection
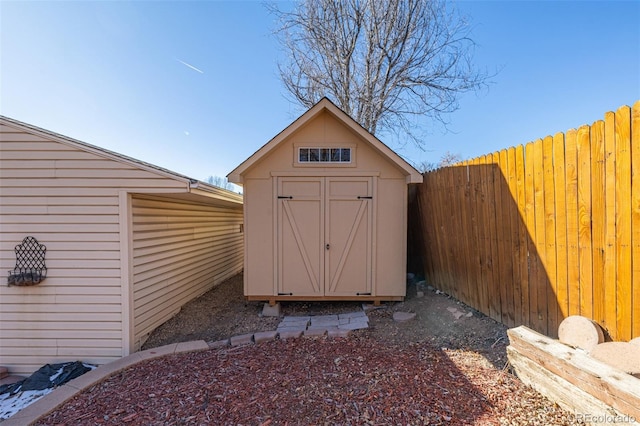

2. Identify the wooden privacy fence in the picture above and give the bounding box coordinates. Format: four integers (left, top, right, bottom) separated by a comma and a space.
416, 102, 639, 340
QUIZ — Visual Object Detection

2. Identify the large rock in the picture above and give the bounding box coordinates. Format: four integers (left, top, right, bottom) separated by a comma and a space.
393, 311, 416, 322
557, 315, 604, 352
590, 342, 640, 378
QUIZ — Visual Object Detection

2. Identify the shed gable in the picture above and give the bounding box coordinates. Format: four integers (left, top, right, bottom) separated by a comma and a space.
227, 98, 422, 184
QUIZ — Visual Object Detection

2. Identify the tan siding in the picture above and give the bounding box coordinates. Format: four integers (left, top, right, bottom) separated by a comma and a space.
244, 178, 275, 295
375, 179, 407, 296
0, 125, 188, 375
131, 195, 243, 350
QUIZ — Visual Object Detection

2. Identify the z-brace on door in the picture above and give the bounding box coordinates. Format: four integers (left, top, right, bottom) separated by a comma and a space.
276, 177, 373, 297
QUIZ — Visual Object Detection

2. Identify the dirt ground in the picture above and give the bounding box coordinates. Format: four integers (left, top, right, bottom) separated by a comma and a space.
142, 273, 509, 369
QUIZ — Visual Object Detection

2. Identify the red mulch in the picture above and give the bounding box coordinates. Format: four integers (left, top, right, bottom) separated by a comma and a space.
36, 336, 578, 425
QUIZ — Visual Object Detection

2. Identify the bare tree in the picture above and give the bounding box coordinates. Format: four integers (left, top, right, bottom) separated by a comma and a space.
270, 0, 490, 146
438, 150, 463, 167
415, 151, 462, 173
206, 175, 235, 190
415, 160, 437, 173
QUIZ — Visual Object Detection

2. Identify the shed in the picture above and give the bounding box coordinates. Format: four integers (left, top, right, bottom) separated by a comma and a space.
0, 116, 244, 375
228, 98, 422, 304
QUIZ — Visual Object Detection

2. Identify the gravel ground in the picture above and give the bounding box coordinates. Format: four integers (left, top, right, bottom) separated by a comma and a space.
36, 273, 582, 425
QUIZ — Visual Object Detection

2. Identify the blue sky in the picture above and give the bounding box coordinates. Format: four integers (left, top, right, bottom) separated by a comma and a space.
1, 1, 638, 184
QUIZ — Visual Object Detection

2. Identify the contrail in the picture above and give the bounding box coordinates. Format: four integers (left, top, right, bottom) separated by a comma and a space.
176, 59, 204, 74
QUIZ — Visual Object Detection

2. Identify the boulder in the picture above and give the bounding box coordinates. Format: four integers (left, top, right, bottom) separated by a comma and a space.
590, 342, 640, 378
557, 315, 604, 352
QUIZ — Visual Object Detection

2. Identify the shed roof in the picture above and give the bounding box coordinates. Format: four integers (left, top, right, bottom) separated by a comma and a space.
227, 98, 423, 184
0, 115, 243, 206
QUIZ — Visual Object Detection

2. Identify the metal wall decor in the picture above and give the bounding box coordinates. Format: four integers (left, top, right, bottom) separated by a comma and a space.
8, 236, 48, 286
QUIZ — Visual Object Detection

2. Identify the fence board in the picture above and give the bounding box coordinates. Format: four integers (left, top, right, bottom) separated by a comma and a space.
543, 136, 558, 336
507, 147, 522, 327
533, 139, 548, 335
615, 105, 632, 341
604, 111, 618, 339
465, 161, 480, 312
445, 167, 457, 296
498, 149, 514, 327
458, 163, 472, 304
416, 102, 638, 340
565, 129, 580, 317
515, 145, 529, 328
524, 142, 538, 329
590, 120, 606, 327
475, 155, 490, 315
552, 133, 568, 323
487, 153, 502, 322
632, 101, 640, 340
577, 125, 593, 319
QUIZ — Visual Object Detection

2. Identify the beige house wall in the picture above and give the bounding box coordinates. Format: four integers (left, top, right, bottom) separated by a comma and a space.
0, 120, 243, 375
231, 102, 422, 302
131, 194, 243, 350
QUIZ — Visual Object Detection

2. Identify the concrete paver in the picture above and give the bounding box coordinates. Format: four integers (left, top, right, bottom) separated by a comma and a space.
311, 314, 339, 321
303, 328, 327, 337
230, 333, 254, 346
310, 319, 339, 327
262, 302, 282, 317
254, 330, 278, 344
338, 321, 369, 331
278, 311, 369, 333
338, 311, 367, 320
307, 325, 339, 332
279, 330, 303, 339
276, 325, 307, 333
328, 329, 351, 338
138, 344, 177, 360
176, 341, 210, 353
208, 339, 230, 349
280, 316, 311, 323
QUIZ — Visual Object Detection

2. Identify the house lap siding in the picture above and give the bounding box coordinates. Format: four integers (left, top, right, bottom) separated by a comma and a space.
0, 124, 185, 375
131, 194, 243, 350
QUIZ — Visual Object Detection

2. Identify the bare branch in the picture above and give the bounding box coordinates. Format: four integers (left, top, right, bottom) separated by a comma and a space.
269, 0, 492, 149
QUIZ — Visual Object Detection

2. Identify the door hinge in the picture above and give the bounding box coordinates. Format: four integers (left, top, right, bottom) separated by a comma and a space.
278, 292, 293, 296
278, 196, 293, 199
357, 196, 372, 199
356, 292, 372, 295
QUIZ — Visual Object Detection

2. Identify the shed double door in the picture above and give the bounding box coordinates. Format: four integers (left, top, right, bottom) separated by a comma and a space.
276, 176, 373, 297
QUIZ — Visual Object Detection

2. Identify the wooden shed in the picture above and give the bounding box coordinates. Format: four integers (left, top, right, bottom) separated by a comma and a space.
0, 116, 244, 375
228, 98, 422, 304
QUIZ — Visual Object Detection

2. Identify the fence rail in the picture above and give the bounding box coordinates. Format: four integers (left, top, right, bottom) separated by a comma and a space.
416, 102, 639, 340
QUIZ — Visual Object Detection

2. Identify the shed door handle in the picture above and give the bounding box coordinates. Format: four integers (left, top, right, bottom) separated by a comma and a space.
326, 244, 330, 250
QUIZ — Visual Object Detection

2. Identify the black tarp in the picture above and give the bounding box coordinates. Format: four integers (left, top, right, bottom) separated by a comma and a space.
0, 361, 92, 396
